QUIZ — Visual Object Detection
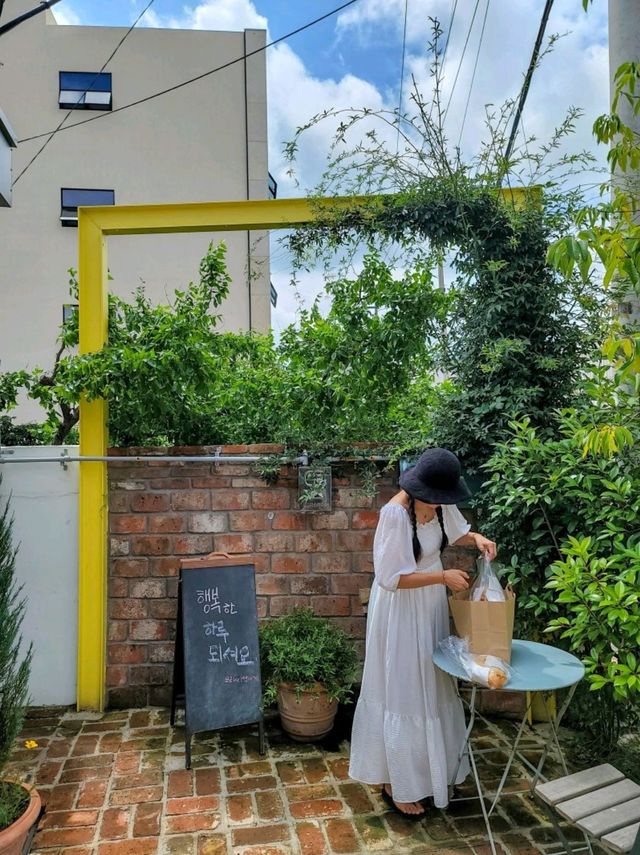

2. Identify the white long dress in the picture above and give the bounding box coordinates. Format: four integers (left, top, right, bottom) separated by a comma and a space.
348, 502, 471, 808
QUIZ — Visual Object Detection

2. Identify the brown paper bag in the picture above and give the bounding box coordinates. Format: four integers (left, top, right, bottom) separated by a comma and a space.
448, 587, 515, 663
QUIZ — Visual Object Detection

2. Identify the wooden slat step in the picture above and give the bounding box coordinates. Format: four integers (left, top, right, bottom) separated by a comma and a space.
558, 780, 640, 822
535, 765, 624, 806
601, 822, 640, 854
579, 796, 640, 838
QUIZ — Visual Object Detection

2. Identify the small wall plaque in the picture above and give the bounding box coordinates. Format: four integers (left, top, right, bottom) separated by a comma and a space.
297, 465, 332, 512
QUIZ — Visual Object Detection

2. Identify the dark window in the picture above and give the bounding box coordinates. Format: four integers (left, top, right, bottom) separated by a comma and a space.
270, 282, 278, 308
268, 172, 277, 199
59, 71, 112, 110
62, 304, 78, 324
60, 188, 115, 227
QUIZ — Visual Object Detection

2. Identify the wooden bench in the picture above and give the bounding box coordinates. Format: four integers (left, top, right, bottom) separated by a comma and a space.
535, 764, 640, 854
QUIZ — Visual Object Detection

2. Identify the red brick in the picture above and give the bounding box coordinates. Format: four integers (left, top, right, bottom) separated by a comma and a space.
113, 558, 149, 577
149, 477, 190, 489
339, 781, 374, 812
311, 596, 351, 616
113, 771, 162, 790
272, 555, 309, 574
46, 740, 73, 760
111, 493, 131, 512
296, 822, 328, 855
169, 491, 209, 511
328, 758, 350, 780
97, 839, 159, 855
290, 576, 329, 595
295, 532, 333, 552
133, 802, 162, 837
168, 769, 193, 798
129, 579, 166, 598
231, 824, 289, 846
63, 753, 115, 769
289, 799, 343, 818
226, 794, 253, 823
72, 735, 100, 756
351, 553, 374, 573
256, 575, 288, 595
111, 537, 130, 556
301, 759, 329, 783
36, 760, 63, 784
60, 765, 112, 784
187, 511, 226, 533
311, 511, 349, 530
251, 489, 290, 510
100, 808, 130, 840
166, 813, 219, 833
334, 488, 374, 509
174, 534, 213, 554
271, 512, 308, 530
131, 493, 170, 512
269, 596, 309, 616
330, 574, 372, 594
149, 642, 175, 662
213, 533, 254, 553
232, 476, 271, 487
109, 786, 163, 805
35, 827, 96, 848
227, 776, 277, 794
107, 666, 128, 688
352, 510, 380, 529
255, 791, 284, 820
166, 795, 219, 814
255, 533, 295, 552
109, 644, 148, 665
46, 783, 77, 810
191, 476, 232, 488
131, 536, 172, 556
287, 783, 336, 801
336, 531, 375, 551
77, 779, 108, 807
325, 818, 360, 853
110, 599, 148, 620
311, 554, 351, 573
210, 490, 250, 509
111, 515, 147, 533
110, 578, 129, 598
228, 511, 268, 531
276, 761, 304, 784
148, 514, 185, 533
149, 556, 180, 577
130, 620, 167, 641
195, 768, 221, 795
41, 808, 99, 828
114, 751, 141, 773
100, 733, 123, 753
108, 621, 128, 642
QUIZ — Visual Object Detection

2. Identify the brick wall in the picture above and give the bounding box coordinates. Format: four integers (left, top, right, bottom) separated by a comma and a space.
107, 445, 475, 708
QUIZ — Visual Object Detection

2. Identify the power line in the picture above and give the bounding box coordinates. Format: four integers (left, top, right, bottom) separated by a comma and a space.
13, 0, 156, 186
502, 0, 554, 174
17, 0, 361, 147
441, 0, 458, 65
395, 0, 409, 152
457, 0, 490, 147
444, 0, 480, 121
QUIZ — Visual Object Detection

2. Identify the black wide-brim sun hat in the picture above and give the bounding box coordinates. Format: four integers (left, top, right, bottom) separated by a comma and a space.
399, 448, 471, 505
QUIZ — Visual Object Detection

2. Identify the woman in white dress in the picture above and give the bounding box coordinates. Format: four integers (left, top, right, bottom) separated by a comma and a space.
349, 448, 497, 818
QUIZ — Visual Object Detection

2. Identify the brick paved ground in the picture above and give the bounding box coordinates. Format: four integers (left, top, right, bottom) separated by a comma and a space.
6, 706, 587, 855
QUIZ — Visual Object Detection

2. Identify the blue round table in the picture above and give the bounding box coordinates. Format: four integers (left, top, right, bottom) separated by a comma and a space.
433, 638, 585, 692
433, 640, 585, 855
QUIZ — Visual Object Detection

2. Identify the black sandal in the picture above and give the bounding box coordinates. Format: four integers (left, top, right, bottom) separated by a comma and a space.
381, 786, 426, 821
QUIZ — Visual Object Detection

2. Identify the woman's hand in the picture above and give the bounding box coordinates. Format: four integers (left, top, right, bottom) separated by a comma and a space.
474, 533, 497, 560
443, 568, 470, 592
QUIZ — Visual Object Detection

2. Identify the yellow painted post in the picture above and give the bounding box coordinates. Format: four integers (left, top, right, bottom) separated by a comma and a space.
77, 211, 109, 710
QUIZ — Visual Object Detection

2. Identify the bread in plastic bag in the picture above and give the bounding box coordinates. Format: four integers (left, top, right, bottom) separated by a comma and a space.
470, 553, 505, 602
438, 635, 512, 689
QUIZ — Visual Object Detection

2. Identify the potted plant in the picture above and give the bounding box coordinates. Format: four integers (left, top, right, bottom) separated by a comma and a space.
259, 608, 359, 741
0, 477, 38, 855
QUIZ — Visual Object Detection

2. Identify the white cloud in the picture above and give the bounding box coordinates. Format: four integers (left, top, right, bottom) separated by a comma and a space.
336, 0, 451, 47
140, 0, 267, 31
51, 2, 82, 25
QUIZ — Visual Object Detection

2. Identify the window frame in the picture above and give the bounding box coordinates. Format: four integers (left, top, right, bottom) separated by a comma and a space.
59, 71, 113, 111
60, 188, 115, 227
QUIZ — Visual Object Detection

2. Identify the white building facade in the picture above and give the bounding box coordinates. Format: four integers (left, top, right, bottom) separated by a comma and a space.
0, 2, 272, 420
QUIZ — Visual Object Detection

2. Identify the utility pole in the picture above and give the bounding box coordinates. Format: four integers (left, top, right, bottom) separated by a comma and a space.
608, 0, 640, 327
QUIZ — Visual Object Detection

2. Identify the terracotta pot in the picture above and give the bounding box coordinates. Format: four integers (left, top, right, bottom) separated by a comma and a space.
277, 682, 338, 741
0, 784, 41, 855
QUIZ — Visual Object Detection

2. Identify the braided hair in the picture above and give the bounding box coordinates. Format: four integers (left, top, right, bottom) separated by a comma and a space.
407, 494, 422, 561
407, 494, 448, 562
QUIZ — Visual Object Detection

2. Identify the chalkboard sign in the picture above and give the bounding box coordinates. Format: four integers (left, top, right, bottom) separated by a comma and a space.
170, 553, 265, 768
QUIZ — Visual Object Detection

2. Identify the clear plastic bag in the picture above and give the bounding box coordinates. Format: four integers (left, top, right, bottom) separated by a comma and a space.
438, 635, 512, 689
470, 553, 505, 602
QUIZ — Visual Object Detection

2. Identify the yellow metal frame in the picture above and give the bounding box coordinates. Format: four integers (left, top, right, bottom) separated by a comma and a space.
77, 188, 537, 710
76, 195, 373, 709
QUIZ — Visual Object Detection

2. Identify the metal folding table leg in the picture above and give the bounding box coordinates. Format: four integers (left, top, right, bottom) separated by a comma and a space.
488, 692, 535, 816
530, 684, 577, 791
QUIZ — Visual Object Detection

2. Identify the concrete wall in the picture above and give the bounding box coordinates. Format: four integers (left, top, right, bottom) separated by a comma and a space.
0, 4, 271, 420
0, 446, 79, 705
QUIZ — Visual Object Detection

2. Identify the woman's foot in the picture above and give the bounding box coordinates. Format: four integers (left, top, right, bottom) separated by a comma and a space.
382, 785, 425, 816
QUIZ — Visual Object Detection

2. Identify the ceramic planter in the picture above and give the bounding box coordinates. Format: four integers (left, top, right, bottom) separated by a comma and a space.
277, 682, 338, 741
0, 784, 41, 855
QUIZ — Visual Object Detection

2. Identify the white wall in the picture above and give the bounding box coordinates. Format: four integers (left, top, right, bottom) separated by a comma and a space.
0, 446, 78, 705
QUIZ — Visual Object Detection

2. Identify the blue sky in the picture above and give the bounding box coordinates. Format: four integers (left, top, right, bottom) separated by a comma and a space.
50, 0, 610, 329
